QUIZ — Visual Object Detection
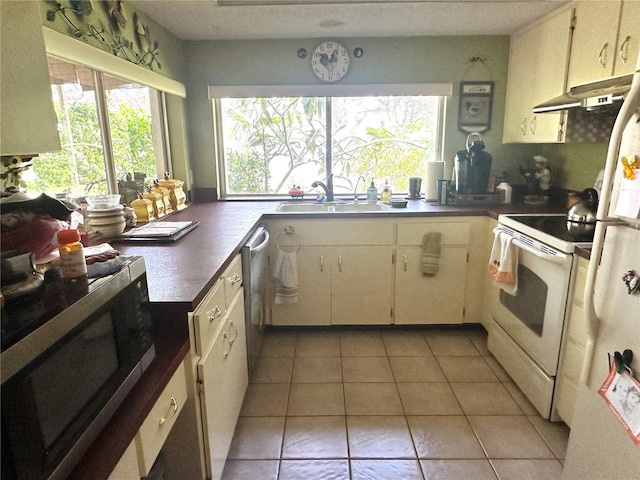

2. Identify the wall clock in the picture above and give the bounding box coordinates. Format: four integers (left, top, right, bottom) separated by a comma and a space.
311, 41, 350, 83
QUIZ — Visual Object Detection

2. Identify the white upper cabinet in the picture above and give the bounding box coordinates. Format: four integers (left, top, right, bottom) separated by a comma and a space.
503, 6, 573, 143
0, 1, 60, 156
567, 0, 639, 87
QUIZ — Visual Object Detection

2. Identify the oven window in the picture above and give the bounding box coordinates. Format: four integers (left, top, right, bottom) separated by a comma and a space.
30, 312, 118, 451
500, 264, 547, 336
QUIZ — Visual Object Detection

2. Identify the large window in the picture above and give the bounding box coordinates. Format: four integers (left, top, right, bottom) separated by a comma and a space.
24, 56, 168, 199
218, 94, 443, 197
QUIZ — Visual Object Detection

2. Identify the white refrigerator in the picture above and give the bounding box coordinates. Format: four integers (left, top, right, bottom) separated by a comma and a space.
562, 56, 640, 478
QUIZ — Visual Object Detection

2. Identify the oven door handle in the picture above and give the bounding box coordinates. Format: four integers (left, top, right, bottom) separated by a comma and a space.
511, 238, 571, 266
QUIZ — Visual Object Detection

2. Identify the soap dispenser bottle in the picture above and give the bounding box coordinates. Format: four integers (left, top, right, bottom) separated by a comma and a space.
381, 179, 392, 204
367, 178, 378, 203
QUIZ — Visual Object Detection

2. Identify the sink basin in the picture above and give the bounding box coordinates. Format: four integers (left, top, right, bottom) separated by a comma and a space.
275, 202, 386, 213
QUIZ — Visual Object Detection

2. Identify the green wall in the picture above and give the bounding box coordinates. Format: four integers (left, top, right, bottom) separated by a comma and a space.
185, 36, 519, 190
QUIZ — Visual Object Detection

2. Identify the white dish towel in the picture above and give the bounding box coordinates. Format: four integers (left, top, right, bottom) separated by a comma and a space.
488, 227, 518, 295
272, 249, 299, 304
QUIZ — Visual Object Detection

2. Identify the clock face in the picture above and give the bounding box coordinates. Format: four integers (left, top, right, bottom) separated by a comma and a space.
311, 41, 350, 83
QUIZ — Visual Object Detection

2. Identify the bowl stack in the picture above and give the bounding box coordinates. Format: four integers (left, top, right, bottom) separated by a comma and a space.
85, 195, 126, 238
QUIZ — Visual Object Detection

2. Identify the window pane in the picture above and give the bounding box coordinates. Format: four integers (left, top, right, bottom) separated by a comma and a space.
219, 95, 441, 197
331, 96, 439, 194
103, 74, 163, 189
221, 97, 326, 195
26, 58, 105, 198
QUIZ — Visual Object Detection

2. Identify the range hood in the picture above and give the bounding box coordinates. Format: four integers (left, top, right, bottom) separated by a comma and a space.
533, 73, 633, 113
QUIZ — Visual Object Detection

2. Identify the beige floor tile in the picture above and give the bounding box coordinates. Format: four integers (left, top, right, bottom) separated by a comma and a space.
344, 382, 404, 415
527, 415, 570, 460
259, 331, 297, 357
390, 356, 447, 382
240, 383, 290, 416
484, 355, 512, 382
503, 382, 539, 416
468, 415, 555, 459
470, 334, 491, 356
451, 382, 523, 415
437, 356, 499, 382
420, 459, 498, 480
491, 459, 564, 479
340, 331, 386, 356
221, 459, 279, 480
351, 459, 424, 480
251, 356, 294, 384
292, 357, 343, 383
382, 331, 434, 356
288, 383, 345, 416
295, 331, 341, 357
347, 416, 417, 458
407, 415, 486, 459
278, 460, 350, 480
342, 356, 394, 382
227, 416, 285, 459
282, 416, 348, 459
424, 333, 481, 356
397, 382, 463, 415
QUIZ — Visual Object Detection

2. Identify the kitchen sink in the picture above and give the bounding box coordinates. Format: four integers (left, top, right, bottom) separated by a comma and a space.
275, 201, 387, 213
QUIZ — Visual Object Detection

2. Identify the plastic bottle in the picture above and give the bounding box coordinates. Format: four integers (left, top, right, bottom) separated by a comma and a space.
58, 229, 87, 279
381, 179, 392, 204
496, 181, 513, 204
367, 178, 378, 203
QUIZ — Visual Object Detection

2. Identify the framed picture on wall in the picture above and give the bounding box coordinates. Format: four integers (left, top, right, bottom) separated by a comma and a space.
458, 81, 493, 134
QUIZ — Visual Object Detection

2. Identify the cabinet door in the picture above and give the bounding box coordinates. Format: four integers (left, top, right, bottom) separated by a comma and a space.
568, 1, 623, 87
530, 7, 572, 142
197, 293, 248, 480
395, 246, 468, 325
503, 26, 537, 143
271, 246, 331, 326
614, 0, 640, 77
331, 246, 394, 325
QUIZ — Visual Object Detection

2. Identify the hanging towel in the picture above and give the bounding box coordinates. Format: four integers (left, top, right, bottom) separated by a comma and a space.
488, 227, 518, 295
421, 232, 442, 276
272, 249, 299, 304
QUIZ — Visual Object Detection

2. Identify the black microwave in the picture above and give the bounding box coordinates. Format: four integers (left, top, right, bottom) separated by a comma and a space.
1, 256, 156, 480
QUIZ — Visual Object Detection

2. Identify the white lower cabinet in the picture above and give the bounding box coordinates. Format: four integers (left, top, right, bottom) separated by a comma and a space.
197, 292, 248, 480
395, 221, 470, 325
107, 359, 188, 480
267, 217, 480, 326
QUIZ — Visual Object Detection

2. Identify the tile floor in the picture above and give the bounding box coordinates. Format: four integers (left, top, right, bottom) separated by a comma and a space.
222, 326, 570, 480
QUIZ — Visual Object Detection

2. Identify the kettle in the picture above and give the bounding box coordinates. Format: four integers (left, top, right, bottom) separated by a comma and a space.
566, 188, 598, 240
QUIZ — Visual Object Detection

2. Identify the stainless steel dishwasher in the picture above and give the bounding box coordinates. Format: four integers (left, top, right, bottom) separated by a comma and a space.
241, 225, 270, 379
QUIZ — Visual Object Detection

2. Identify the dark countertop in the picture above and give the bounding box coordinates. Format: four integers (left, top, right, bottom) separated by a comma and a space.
71, 198, 574, 478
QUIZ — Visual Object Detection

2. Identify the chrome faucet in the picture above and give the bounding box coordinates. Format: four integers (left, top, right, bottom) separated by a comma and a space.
353, 175, 366, 203
311, 174, 334, 201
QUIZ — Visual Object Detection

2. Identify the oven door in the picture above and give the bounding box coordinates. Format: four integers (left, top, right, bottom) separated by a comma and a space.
490, 235, 575, 376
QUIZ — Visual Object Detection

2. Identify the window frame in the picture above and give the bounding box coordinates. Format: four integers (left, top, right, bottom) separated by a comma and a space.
211, 85, 450, 198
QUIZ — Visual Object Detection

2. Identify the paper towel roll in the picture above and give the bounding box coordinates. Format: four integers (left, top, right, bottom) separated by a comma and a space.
425, 161, 445, 201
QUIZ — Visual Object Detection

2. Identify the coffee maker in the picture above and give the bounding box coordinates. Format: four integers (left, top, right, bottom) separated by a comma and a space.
453, 132, 492, 194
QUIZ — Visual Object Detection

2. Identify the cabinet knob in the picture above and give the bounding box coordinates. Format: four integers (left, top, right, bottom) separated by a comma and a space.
338, 255, 343, 272
320, 255, 324, 272
619, 35, 631, 64
598, 42, 609, 69
530, 116, 537, 136
403, 254, 408, 272
159, 397, 178, 425
520, 117, 527, 136
223, 331, 233, 358
208, 306, 223, 322
229, 274, 241, 285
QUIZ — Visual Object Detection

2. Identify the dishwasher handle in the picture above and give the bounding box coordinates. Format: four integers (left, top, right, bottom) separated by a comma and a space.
246, 226, 270, 254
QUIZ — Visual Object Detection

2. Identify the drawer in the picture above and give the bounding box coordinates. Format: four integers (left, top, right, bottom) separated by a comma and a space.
191, 278, 226, 356
223, 254, 243, 308
397, 222, 470, 246
135, 360, 188, 477
267, 219, 394, 245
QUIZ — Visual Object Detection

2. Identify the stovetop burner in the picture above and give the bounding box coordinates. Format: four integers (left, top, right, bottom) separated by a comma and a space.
498, 214, 594, 254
